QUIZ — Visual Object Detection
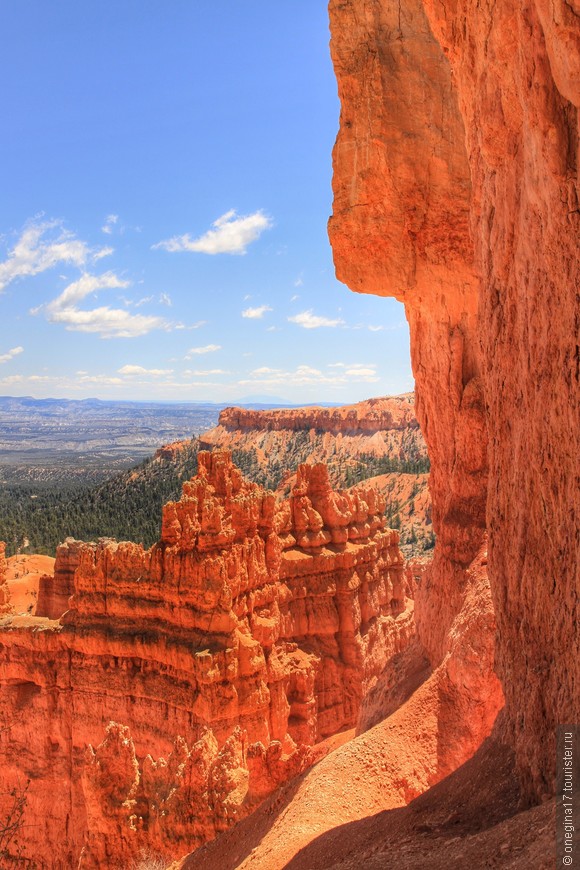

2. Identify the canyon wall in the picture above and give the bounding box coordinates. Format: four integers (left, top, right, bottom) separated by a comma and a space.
200, 396, 432, 551
0, 451, 413, 867
329, 0, 579, 801
0, 542, 9, 615
200, 396, 427, 478
213, 395, 419, 435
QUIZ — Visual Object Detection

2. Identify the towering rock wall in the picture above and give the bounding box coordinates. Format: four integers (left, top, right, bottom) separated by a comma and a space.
0, 452, 413, 867
0, 542, 9, 614
329, 0, 579, 801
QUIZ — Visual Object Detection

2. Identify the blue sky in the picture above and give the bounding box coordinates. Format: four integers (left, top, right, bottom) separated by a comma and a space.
0, 1, 412, 405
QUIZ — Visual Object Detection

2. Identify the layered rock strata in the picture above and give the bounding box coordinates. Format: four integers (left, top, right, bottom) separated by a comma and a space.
200, 395, 432, 550
213, 395, 419, 436
201, 396, 426, 470
36, 538, 83, 619
173, 541, 504, 870
329, 0, 579, 801
0, 542, 10, 615
0, 451, 413, 867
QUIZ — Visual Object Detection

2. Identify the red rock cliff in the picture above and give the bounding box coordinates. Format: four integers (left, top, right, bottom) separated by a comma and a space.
0, 542, 10, 615
0, 451, 413, 867
329, 0, 579, 801
200, 396, 427, 476
214, 395, 419, 435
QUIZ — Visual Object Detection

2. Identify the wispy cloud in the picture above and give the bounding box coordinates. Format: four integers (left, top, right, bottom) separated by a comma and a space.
368, 325, 384, 332
0, 346, 23, 364
174, 319, 207, 331
101, 214, 119, 235
0, 219, 111, 292
239, 362, 379, 388
185, 344, 221, 358
344, 365, 378, 378
77, 374, 124, 385
133, 295, 154, 308
0, 374, 51, 385
288, 310, 345, 329
327, 362, 379, 380
242, 304, 272, 319
159, 292, 172, 307
118, 365, 173, 376
153, 209, 272, 255
34, 271, 168, 339
183, 368, 230, 376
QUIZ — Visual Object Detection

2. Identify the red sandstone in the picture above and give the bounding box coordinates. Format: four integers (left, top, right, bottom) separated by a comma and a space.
328, 0, 579, 802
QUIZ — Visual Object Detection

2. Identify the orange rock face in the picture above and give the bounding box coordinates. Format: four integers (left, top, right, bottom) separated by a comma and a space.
0, 451, 414, 867
173, 541, 504, 870
36, 542, 80, 618
214, 395, 420, 435
0, 542, 10, 615
329, 0, 579, 801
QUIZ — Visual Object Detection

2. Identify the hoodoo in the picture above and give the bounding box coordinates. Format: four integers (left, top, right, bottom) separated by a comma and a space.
0, 451, 413, 866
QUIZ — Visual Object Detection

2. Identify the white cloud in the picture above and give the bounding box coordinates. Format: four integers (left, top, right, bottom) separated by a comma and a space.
251, 366, 282, 375
101, 214, 119, 235
44, 271, 129, 310
0, 346, 23, 364
77, 374, 124, 385
46, 306, 166, 338
0, 220, 110, 292
290, 294, 300, 302
185, 344, 221, 358
159, 292, 172, 307
288, 310, 345, 329
153, 209, 272, 256
174, 320, 207, 331
345, 366, 378, 378
0, 373, 52, 385
368, 325, 385, 332
133, 295, 154, 308
327, 362, 379, 381
239, 362, 378, 389
118, 365, 173, 376
183, 368, 230, 376
93, 246, 114, 261
242, 304, 272, 319
36, 271, 168, 339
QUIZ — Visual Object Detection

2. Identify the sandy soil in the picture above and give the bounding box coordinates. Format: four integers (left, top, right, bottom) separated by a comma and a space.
176, 736, 554, 870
